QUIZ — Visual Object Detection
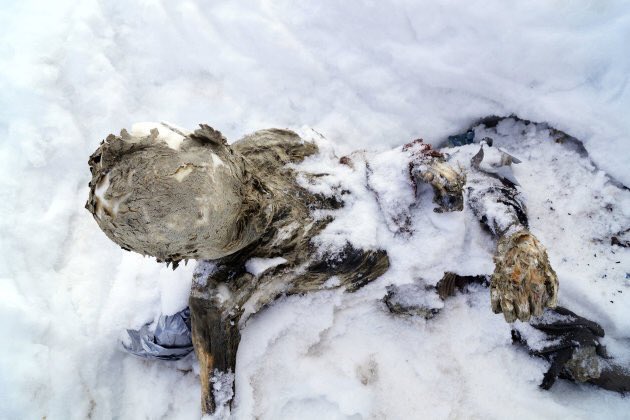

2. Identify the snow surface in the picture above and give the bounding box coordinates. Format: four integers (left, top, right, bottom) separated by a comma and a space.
1, 1, 630, 419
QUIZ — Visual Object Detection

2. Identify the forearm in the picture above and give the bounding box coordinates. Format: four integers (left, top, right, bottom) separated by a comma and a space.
466, 169, 558, 322
466, 171, 528, 238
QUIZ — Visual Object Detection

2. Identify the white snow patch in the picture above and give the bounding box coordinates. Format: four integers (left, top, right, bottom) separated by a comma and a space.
245, 257, 288, 277
210, 153, 225, 168
172, 164, 195, 182
210, 369, 235, 419
92, 171, 111, 219
131, 121, 189, 150
323, 276, 341, 289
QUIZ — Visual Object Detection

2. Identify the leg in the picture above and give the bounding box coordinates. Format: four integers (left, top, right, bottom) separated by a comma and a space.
189, 295, 241, 415
191, 323, 215, 414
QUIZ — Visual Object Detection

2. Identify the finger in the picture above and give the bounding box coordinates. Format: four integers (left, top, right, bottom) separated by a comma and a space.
515, 292, 531, 322
500, 293, 516, 323
529, 283, 545, 318
543, 271, 559, 308
490, 284, 502, 314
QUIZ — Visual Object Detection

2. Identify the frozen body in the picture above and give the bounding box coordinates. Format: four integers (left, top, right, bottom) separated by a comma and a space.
86, 119, 628, 415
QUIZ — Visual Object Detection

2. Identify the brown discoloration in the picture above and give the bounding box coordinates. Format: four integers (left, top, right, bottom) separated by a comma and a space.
492, 230, 559, 322
406, 141, 465, 213
436, 272, 488, 300
86, 125, 390, 414
402, 138, 443, 158
191, 328, 215, 414
86, 125, 274, 264
186, 127, 390, 412
339, 155, 353, 167
190, 292, 241, 414
188, 212, 389, 414
86, 121, 567, 414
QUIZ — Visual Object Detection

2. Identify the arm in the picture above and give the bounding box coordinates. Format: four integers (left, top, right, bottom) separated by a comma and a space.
466, 143, 558, 322
366, 139, 466, 236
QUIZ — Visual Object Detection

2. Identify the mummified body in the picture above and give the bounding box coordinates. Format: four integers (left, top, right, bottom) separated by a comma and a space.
86, 122, 559, 413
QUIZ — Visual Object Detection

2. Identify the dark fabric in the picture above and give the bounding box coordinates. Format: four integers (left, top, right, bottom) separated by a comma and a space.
512, 306, 630, 393
448, 130, 475, 147
435, 273, 630, 394
123, 308, 193, 360
589, 366, 630, 393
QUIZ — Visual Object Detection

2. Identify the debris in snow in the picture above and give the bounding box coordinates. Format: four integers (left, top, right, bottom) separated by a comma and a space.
383, 281, 443, 319
435, 272, 489, 300
448, 130, 475, 147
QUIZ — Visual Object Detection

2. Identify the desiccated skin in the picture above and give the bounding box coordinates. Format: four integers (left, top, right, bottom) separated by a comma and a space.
87, 125, 389, 414
366, 139, 465, 236
86, 125, 274, 263
367, 136, 558, 323
492, 231, 559, 322
86, 123, 558, 414
404, 139, 466, 213
466, 142, 559, 323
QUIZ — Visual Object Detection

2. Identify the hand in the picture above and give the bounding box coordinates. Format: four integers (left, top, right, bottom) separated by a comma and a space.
403, 139, 465, 213
491, 230, 558, 322
410, 159, 465, 213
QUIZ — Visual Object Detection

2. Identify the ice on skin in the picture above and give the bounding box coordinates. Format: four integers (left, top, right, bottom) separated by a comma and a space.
86, 120, 568, 415
87, 125, 391, 414
511, 306, 611, 389
6, 2, 630, 417
383, 281, 444, 319
210, 369, 235, 419
365, 135, 558, 323
463, 140, 559, 322
366, 138, 465, 235
433, 273, 626, 392
245, 257, 288, 277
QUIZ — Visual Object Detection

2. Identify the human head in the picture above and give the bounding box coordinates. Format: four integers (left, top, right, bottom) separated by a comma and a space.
86, 123, 273, 264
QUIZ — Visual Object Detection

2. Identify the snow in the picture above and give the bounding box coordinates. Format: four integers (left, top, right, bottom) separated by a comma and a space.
245, 257, 288, 277
1, 1, 630, 419
366, 146, 416, 234
130, 122, 190, 150
211, 370, 235, 419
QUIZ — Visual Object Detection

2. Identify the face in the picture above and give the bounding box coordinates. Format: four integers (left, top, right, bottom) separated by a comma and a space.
87, 126, 271, 262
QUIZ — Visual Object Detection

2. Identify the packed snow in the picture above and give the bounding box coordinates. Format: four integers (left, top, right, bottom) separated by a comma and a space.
1, 1, 629, 419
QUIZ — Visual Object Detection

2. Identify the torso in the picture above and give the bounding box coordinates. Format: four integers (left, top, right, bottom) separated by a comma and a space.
189, 131, 390, 397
